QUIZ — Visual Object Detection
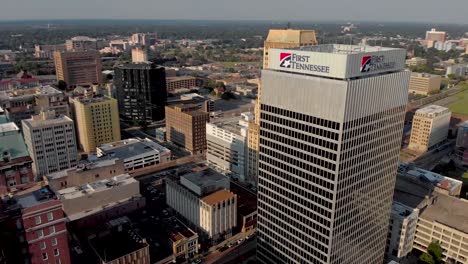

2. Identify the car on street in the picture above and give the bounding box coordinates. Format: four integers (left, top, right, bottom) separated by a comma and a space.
218, 246, 228, 252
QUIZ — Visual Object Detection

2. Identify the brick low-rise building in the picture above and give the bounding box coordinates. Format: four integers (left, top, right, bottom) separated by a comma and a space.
0, 122, 34, 195
16, 186, 71, 264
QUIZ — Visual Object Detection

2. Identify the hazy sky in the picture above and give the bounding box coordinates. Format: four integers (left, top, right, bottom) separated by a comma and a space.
1, 0, 467, 24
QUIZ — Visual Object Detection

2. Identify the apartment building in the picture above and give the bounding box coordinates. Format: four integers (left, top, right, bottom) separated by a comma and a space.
166, 76, 197, 92
22, 111, 78, 179
54, 50, 102, 88
408, 105, 451, 153
72, 95, 121, 153
409, 73, 441, 95
165, 104, 210, 154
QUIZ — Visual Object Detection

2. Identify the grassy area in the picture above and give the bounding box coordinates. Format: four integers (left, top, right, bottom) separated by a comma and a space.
448, 87, 468, 115
216, 61, 261, 67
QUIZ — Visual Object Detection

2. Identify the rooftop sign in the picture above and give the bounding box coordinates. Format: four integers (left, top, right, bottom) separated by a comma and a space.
268, 45, 406, 79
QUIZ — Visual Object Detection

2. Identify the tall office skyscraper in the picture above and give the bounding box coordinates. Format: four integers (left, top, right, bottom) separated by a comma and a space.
114, 63, 167, 122
247, 29, 318, 184
257, 45, 410, 264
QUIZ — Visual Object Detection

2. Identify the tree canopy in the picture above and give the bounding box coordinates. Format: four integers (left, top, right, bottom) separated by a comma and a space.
419, 241, 443, 264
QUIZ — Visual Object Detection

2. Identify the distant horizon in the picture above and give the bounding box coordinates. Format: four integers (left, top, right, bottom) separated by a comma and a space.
0, 18, 466, 26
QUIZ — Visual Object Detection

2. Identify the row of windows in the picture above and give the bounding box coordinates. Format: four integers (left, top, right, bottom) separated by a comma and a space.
342, 106, 405, 130
261, 112, 340, 141
261, 130, 337, 160
258, 196, 331, 241
260, 168, 333, 207
258, 186, 331, 224
262, 121, 338, 151
342, 123, 401, 151
35, 213, 54, 225
259, 161, 334, 199
262, 104, 340, 131
340, 129, 400, 163
260, 146, 335, 182
262, 142, 336, 171
259, 212, 329, 259
260, 154, 335, 189
258, 221, 328, 263
342, 110, 403, 141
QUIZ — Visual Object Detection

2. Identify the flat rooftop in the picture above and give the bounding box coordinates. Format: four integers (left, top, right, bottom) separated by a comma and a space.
209, 116, 248, 136
0, 85, 62, 100
393, 175, 433, 209
0, 122, 30, 162
181, 168, 228, 190
116, 62, 161, 70
57, 174, 135, 200
406, 168, 462, 195
411, 72, 440, 79
391, 201, 415, 218
288, 44, 401, 54
23, 112, 73, 128
163, 217, 197, 243
415, 104, 450, 115
98, 138, 170, 159
90, 228, 148, 262
201, 189, 235, 206
46, 158, 120, 180
73, 94, 115, 105
16, 186, 56, 208
420, 194, 468, 233
166, 76, 196, 82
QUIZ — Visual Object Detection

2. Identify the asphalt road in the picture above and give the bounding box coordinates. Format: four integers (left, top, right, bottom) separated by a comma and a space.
413, 141, 454, 170
204, 239, 256, 264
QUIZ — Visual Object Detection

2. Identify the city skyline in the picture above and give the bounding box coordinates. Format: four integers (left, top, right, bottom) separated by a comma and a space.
1, 0, 468, 24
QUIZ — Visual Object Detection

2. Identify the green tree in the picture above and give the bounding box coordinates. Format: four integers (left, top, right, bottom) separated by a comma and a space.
419, 253, 435, 264
419, 241, 443, 264
447, 74, 457, 80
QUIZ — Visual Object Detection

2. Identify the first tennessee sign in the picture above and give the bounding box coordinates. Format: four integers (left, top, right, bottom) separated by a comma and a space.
279, 52, 330, 74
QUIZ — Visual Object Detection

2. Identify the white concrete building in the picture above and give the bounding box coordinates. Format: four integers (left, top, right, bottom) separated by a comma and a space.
386, 202, 419, 262
405, 57, 427, 67
22, 111, 78, 179
413, 195, 468, 264
56, 173, 141, 221
97, 138, 171, 171
166, 168, 237, 240
408, 105, 451, 153
257, 44, 409, 264
206, 115, 249, 181
446, 63, 468, 77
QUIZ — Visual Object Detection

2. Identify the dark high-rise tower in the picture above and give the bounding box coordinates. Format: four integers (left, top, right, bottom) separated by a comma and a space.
114, 63, 167, 122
